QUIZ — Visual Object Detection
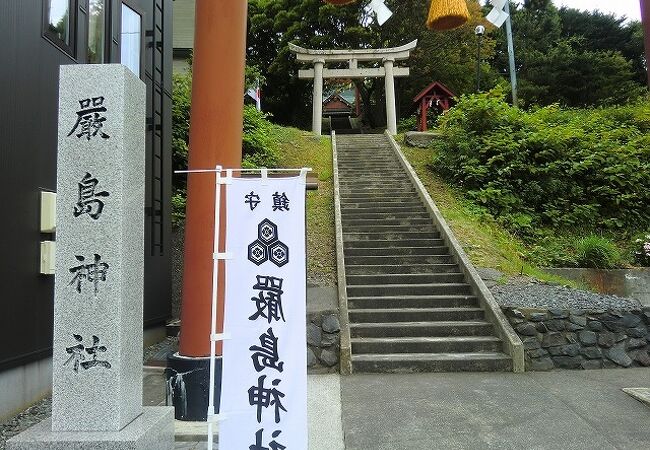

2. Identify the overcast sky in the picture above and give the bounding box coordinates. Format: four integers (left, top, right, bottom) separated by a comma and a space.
552, 0, 642, 21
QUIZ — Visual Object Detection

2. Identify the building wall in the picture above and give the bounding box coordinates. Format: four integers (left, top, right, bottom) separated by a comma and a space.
172, 0, 194, 72
0, 0, 172, 417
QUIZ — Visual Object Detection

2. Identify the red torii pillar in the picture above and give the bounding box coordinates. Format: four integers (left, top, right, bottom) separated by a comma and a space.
168, 0, 248, 421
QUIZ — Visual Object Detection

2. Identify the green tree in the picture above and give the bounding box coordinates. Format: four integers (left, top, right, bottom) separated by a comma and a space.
489, 1, 646, 106
247, 0, 496, 128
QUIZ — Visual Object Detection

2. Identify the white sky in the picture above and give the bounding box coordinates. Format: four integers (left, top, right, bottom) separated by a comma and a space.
552, 0, 642, 22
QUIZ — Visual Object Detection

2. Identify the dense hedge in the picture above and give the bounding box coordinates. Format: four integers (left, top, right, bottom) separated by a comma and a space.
431, 91, 650, 237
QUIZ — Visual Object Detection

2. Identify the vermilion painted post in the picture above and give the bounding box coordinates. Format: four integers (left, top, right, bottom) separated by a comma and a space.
179, 0, 247, 358
420, 98, 427, 131
168, 0, 248, 421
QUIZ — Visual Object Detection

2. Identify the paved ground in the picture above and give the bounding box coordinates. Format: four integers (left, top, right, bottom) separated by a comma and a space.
142, 368, 345, 449
340, 368, 650, 450
5, 367, 648, 449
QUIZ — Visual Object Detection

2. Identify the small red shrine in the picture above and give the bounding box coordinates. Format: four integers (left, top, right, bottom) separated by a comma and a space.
413, 81, 456, 131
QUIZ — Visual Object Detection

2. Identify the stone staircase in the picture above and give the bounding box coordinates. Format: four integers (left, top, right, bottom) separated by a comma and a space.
335, 133, 515, 373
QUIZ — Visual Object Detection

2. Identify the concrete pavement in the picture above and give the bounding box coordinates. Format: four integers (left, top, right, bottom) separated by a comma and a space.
146, 366, 650, 449
340, 368, 650, 450
140, 368, 345, 450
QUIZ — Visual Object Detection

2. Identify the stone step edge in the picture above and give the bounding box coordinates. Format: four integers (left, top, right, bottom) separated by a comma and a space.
351, 352, 512, 361
349, 320, 492, 327
350, 336, 502, 343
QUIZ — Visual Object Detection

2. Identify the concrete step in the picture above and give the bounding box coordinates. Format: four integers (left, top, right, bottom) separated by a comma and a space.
344, 246, 448, 257
345, 254, 454, 265
341, 209, 429, 218
342, 218, 433, 227
349, 307, 484, 323
339, 179, 410, 184
340, 202, 424, 209
351, 336, 504, 354
343, 231, 441, 241
351, 353, 513, 373
339, 192, 418, 199
339, 189, 417, 196
340, 203, 425, 210
346, 282, 472, 297
342, 225, 438, 233
345, 263, 459, 275
338, 160, 395, 163
339, 183, 412, 190
346, 273, 465, 285
344, 239, 445, 249
347, 294, 479, 309
341, 212, 430, 220
349, 321, 494, 337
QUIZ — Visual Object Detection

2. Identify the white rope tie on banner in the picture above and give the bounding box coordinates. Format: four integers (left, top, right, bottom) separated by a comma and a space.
210, 332, 231, 342
213, 252, 233, 260
223, 168, 233, 185
261, 168, 269, 185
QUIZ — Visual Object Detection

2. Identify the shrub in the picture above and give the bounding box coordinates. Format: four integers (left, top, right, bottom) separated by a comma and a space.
634, 234, 650, 266
430, 90, 650, 238
398, 115, 418, 133
575, 235, 621, 269
171, 191, 186, 229
242, 105, 280, 168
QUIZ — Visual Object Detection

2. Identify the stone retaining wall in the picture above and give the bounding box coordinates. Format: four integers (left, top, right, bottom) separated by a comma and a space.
503, 307, 650, 370
307, 312, 341, 373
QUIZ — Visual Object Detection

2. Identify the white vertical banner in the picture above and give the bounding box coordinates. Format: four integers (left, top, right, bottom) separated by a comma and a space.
220, 175, 308, 449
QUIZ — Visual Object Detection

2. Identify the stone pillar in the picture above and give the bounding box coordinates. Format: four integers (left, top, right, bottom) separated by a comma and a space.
7, 64, 173, 450
383, 57, 397, 135
312, 59, 325, 135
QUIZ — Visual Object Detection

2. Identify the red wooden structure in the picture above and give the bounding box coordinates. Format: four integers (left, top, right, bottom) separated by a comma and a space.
323, 93, 354, 116
412, 81, 456, 131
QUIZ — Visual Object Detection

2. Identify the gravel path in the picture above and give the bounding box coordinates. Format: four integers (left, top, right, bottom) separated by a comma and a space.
0, 398, 51, 450
490, 277, 643, 311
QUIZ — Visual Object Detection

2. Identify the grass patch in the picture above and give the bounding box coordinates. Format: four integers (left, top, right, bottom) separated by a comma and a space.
273, 127, 336, 285
401, 143, 577, 286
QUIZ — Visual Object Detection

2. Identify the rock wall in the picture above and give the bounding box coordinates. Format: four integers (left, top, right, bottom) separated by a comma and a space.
503, 307, 650, 370
307, 312, 341, 373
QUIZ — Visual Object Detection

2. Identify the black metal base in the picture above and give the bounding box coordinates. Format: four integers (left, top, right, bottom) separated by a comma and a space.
165, 353, 221, 421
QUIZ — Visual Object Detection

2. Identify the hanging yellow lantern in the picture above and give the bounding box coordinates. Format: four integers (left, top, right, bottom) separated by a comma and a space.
427, 0, 470, 30
324, 0, 358, 4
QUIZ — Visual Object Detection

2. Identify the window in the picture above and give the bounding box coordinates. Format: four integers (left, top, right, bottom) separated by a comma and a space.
121, 4, 142, 77
87, 0, 106, 63
44, 0, 76, 55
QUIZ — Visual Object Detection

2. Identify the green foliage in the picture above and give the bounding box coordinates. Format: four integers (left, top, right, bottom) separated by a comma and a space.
574, 235, 621, 269
171, 191, 187, 229
431, 90, 650, 238
490, 1, 647, 107
397, 115, 418, 133
172, 71, 192, 186
242, 105, 280, 168
633, 233, 650, 266
247, 0, 496, 128
171, 72, 280, 225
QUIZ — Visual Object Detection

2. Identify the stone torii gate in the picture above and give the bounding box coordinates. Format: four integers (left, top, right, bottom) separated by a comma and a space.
290, 40, 417, 135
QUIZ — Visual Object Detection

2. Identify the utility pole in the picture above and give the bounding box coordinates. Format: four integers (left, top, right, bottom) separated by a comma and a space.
504, 0, 518, 106
168, 0, 248, 421
642, 0, 650, 87
475, 25, 485, 92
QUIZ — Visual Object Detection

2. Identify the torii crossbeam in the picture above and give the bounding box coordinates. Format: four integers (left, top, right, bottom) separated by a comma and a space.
290, 40, 417, 135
